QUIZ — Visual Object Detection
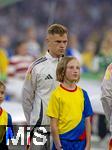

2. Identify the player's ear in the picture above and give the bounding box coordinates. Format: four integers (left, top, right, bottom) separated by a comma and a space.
46, 34, 50, 43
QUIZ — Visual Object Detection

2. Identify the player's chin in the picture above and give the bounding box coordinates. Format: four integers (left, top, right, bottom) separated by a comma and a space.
59, 52, 64, 56
57, 53, 64, 57
59, 49, 64, 53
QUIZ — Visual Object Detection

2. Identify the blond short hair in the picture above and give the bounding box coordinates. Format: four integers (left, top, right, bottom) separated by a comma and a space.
47, 24, 68, 36
56, 56, 80, 82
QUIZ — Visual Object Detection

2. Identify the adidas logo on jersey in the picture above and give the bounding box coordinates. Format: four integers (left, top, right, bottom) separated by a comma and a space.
45, 74, 53, 80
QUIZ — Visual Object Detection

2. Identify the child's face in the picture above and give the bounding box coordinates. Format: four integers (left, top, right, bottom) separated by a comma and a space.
0, 86, 5, 104
65, 59, 80, 83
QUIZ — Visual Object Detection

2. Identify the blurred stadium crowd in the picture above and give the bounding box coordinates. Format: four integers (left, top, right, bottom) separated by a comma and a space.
0, 0, 112, 81
0, 1, 112, 148
0, 0, 112, 82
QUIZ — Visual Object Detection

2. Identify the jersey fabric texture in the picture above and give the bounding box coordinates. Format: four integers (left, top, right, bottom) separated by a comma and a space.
22, 52, 61, 125
46, 84, 93, 140
101, 63, 112, 132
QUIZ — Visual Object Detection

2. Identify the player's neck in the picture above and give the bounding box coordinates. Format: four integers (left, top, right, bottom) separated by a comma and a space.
48, 50, 62, 58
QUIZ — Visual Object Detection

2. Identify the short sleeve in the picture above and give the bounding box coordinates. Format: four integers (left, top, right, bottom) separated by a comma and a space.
6, 113, 14, 139
46, 91, 59, 119
8, 113, 12, 126
82, 90, 93, 118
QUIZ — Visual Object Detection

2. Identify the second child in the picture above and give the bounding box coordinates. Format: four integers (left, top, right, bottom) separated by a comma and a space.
0, 81, 13, 150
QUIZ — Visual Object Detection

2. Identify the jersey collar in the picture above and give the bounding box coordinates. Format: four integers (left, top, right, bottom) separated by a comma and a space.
60, 84, 77, 92
45, 51, 62, 62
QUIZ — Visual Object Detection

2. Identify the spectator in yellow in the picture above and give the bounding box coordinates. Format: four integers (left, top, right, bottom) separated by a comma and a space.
0, 35, 9, 81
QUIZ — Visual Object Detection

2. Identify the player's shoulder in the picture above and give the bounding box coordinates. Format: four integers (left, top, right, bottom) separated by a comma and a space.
106, 63, 112, 71
81, 88, 87, 94
104, 63, 112, 80
1, 108, 8, 114
3, 108, 11, 116
50, 86, 61, 96
33, 56, 47, 66
77, 86, 86, 93
77, 86, 88, 97
28, 56, 47, 72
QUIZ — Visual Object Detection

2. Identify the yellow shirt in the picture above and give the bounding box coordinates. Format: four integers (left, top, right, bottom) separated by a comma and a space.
0, 109, 8, 143
46, 85, 84, 134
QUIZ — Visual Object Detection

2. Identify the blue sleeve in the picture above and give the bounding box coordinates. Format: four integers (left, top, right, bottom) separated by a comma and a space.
82, 89, 94, 118
8, 113, 12, 126
6, 113, 14, 139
